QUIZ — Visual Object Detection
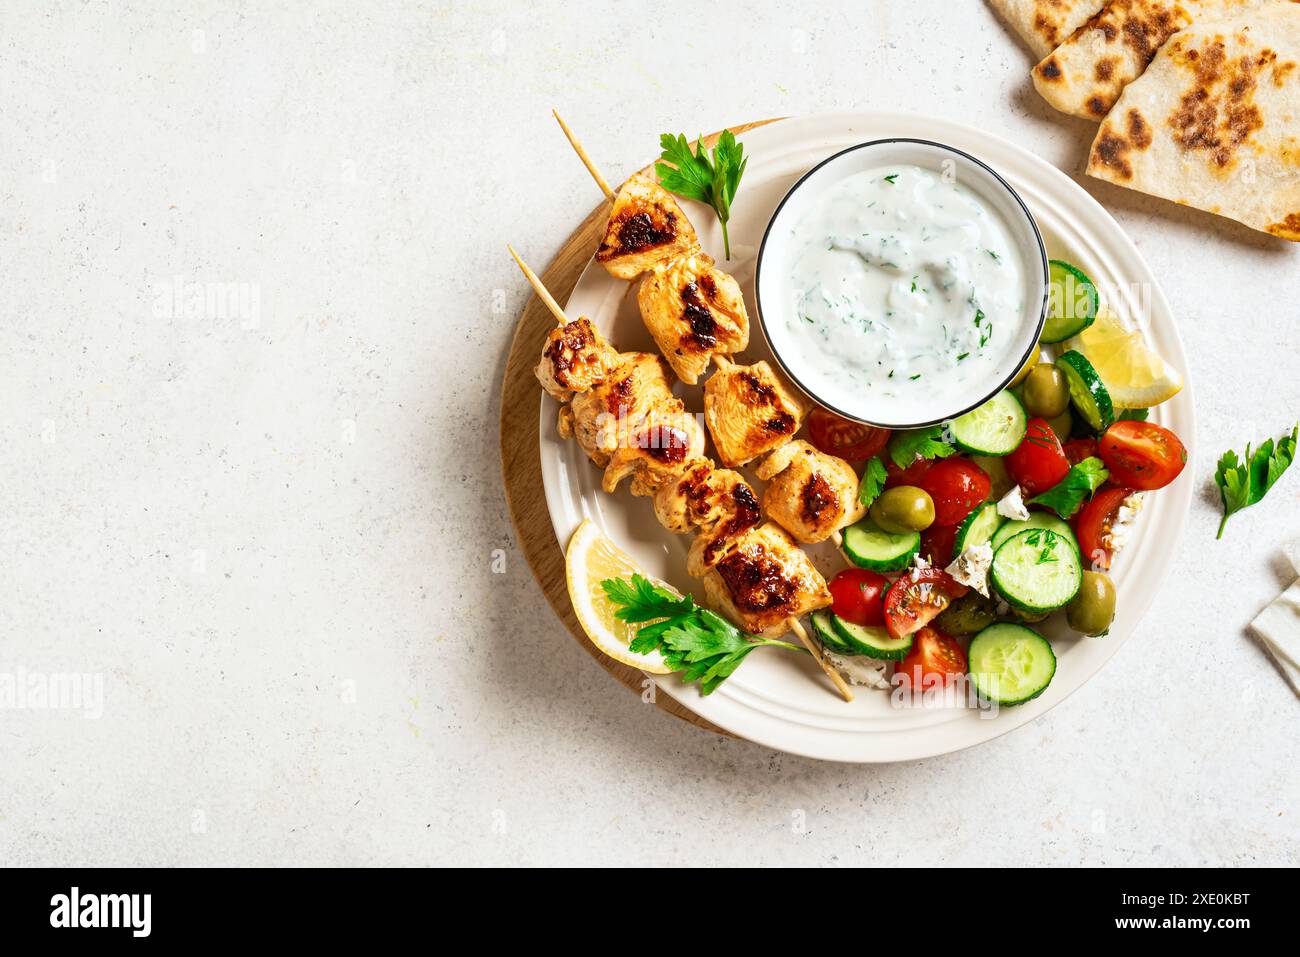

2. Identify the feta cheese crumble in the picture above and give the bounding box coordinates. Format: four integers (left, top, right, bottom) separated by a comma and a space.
946, 543, 994, 597
909, 553, 931, 581
1102, 491, 1146, 563
996, 484, 1030, 521
825, 651, 891, 690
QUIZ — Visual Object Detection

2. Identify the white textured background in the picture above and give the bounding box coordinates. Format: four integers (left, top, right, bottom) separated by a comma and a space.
1, 0, 1297, 866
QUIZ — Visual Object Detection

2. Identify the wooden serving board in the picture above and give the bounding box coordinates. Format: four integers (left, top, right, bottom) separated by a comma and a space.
497, 120, 780, 737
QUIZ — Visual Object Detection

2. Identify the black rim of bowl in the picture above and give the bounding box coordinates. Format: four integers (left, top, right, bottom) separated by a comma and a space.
753, 137, 1050, 430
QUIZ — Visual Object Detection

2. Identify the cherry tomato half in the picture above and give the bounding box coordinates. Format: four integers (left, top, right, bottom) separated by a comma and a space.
895, 626, 968, 687
1074, 485, 1134, 570
828, 568, 888, 627
807, 409, 892, 462
1063, 438, 1099, 467
916, 458, 991, 526
883, 568, 969, 639
1007, 417, 1071, 496
920, 522, 961, 566
1098, 420, 1187, 490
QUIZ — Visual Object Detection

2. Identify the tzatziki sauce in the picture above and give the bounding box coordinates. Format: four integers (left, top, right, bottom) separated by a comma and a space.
774, 164, 1030, 420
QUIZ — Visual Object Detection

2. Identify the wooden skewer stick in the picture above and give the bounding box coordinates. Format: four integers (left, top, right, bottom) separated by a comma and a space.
507, 245, 568, 328
789, 619, 854, 702
553, 109, 616, 201
830, 530, 849, 570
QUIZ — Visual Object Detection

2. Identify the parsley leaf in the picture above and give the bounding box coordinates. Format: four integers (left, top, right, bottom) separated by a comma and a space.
887, 426, 956, 469
602, 574, 689, 623
858, 456, 889, 508
655, 131, 747, 260
600, 574, 805, 695
1028, 456, 1109, 518
1216, 424, 1298, 539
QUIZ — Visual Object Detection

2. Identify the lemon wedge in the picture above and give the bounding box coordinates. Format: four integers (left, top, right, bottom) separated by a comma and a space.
1067, 307, 1183, 409
565, 519, 675, 674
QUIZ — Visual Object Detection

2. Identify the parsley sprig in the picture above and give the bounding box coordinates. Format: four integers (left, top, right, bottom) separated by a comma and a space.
1215, 425, 1297, 539
656, 131, 747, 260
858, 456, 889, 508
1028, 457, 1109, 519
601, 575, 805, 695
887, 426, 956, 469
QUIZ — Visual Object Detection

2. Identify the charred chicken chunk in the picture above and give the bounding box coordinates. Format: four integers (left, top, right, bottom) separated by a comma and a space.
595, 173, 700, 280
636, 253, 749, 385
644, 462, 765, 578
700, 522, 832, 639
654, 458, 753, 533
655, 458, 763, 574
685, 480, 763, 578
601, 407, 706, 496
703, 360, 807, 468
534, 317, 620, 401
755, 440, 866, 544
567, 352, 677, 468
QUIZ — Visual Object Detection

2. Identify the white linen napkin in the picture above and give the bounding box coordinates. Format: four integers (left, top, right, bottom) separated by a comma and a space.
1249, 541, 1300, 697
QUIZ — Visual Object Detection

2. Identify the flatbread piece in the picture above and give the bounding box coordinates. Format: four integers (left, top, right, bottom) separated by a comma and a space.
989, 0, 1110, 57
1086, 5, 1300, 239
1033, 0, 1293, 120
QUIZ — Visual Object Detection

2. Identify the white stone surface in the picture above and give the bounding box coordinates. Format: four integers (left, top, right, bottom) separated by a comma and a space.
1, 0, 1297, 867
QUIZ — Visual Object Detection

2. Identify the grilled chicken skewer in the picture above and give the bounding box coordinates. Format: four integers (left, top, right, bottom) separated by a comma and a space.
511, 247, 850, 700
550, 118, 868, 561
552, 117, 851, 511
548, 113, 869, 645
553, 111, 749, 386
510, 246, 706, 496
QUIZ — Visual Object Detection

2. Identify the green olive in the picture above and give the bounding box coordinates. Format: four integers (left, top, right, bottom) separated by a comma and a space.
1010, 344, 1040, 387
1067, 571, 1116, 636
1012, 608, 1051, 624
1022, 364, 1070, 418
935, 592, 998, 636
869, 485, 935, 533
1046, 408, 1073, 443
972, 454, 1015, 499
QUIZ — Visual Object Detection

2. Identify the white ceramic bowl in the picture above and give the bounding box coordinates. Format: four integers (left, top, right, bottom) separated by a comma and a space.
754, 138, 1049, 428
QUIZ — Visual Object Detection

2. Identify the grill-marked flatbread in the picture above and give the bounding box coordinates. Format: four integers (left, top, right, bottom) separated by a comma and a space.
1086, 5, 1300, 239
1035, 1, 1198, 118
989, 0, 1109, 57
1033, 0, 1292, 120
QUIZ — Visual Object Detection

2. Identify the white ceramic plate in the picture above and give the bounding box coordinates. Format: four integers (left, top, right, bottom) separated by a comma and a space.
537, 112, 1194, 762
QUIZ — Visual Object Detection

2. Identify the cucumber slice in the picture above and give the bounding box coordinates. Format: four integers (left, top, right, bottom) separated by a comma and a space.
831, 613, 913, 660
970, 454, 1015, 500
991, 528, 1082, 613
1056, 350, 1114, 432
968, 623, 1057, 706
811, 610, 856, 655
841, 518, 921, 572
955, 502, 1004, 554
990, 512, 1078, 554
949, 391, 1027, 456
1041, 260, 1099, 344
